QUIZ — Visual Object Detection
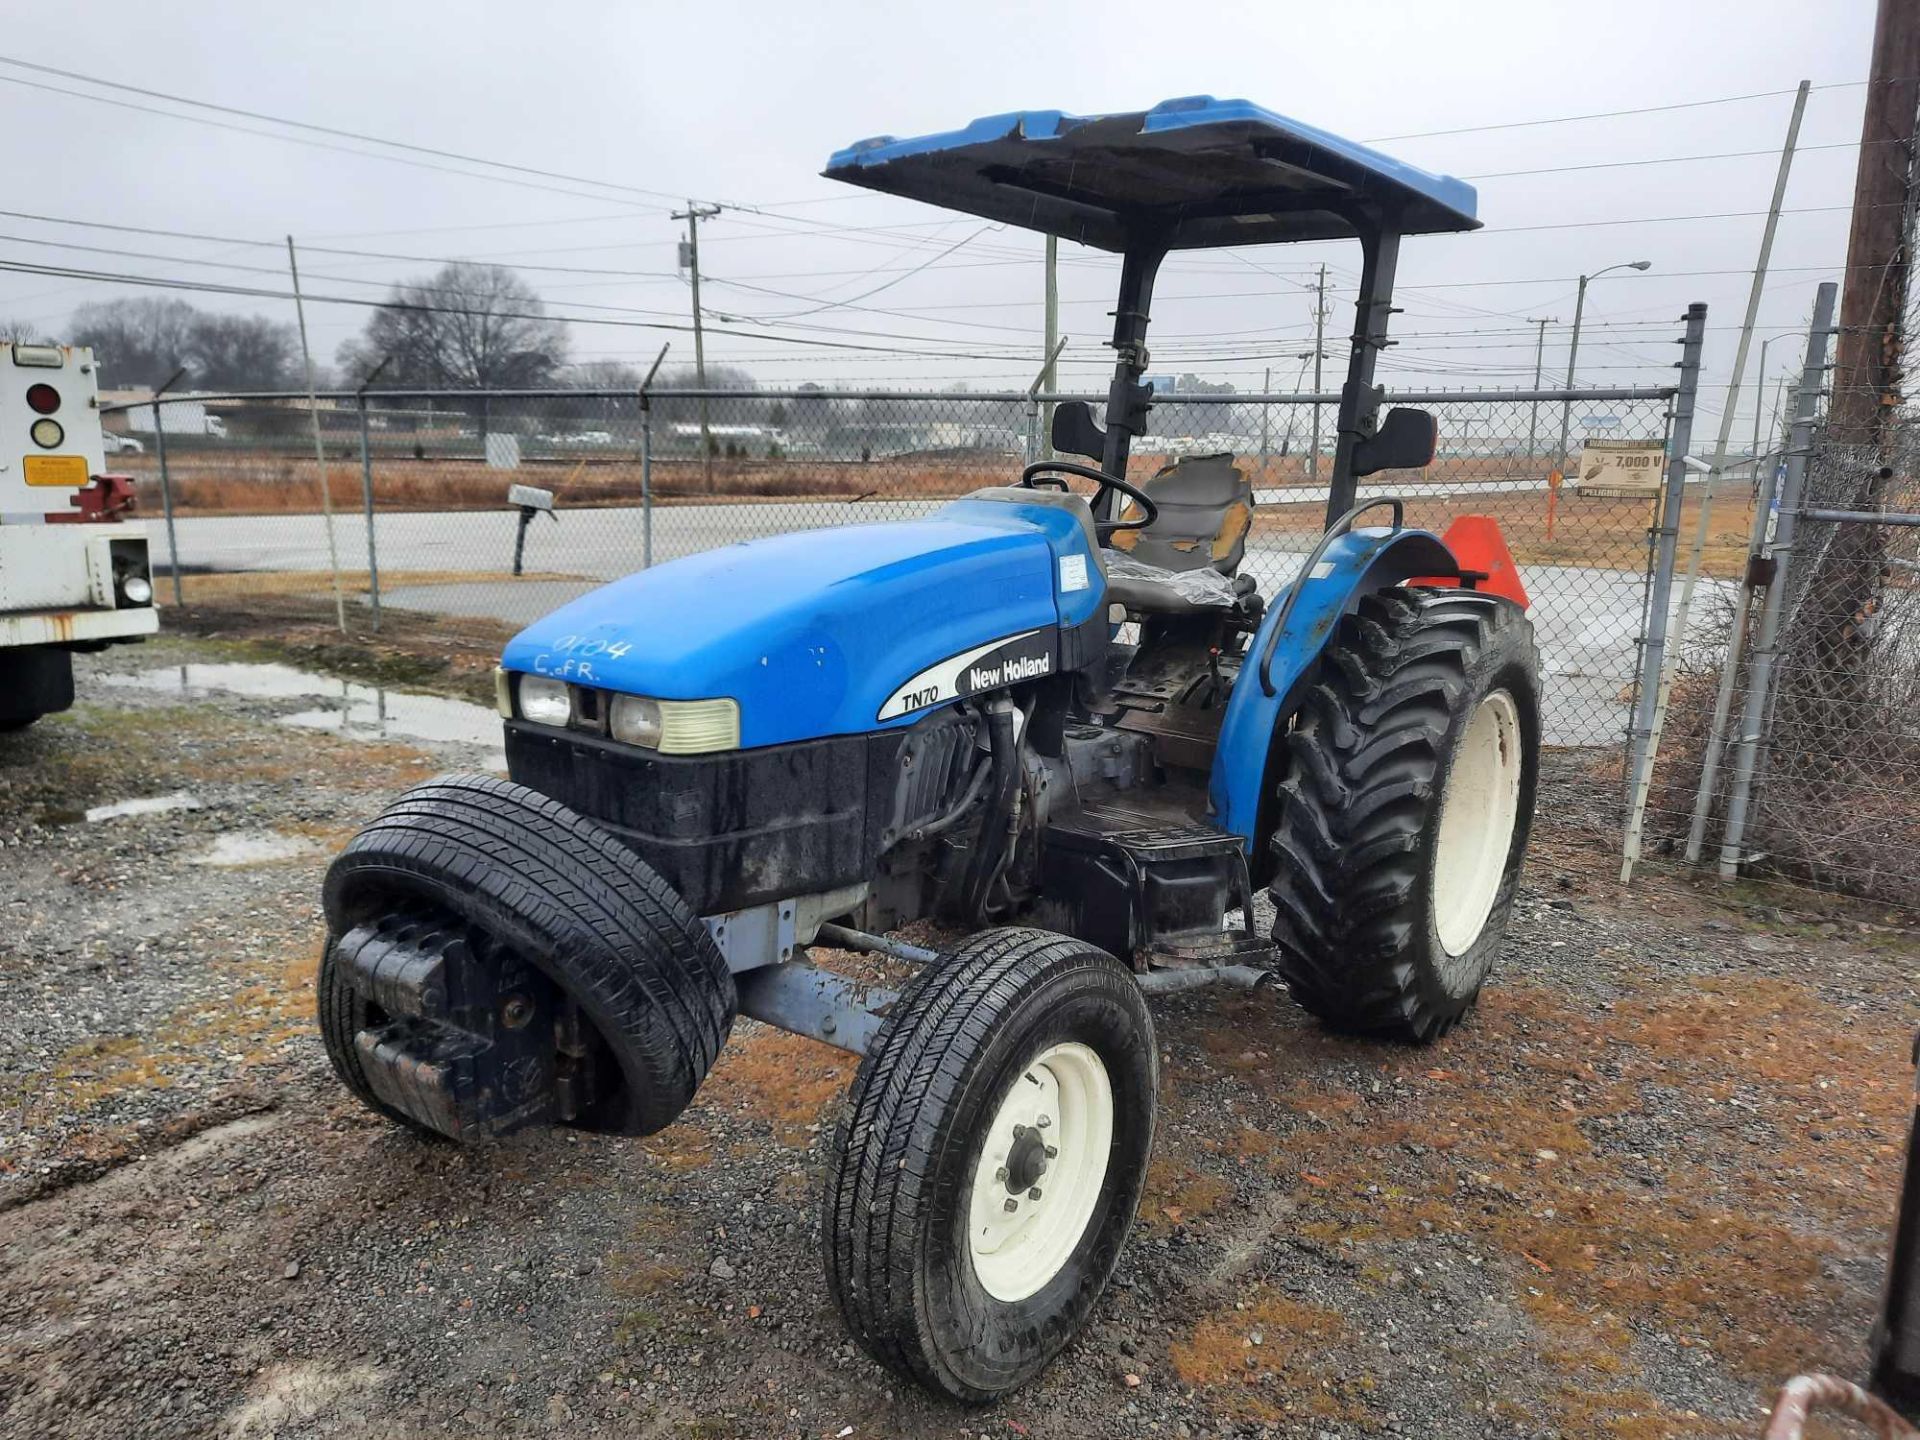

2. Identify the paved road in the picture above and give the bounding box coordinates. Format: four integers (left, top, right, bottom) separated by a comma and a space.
158, 503, 1726, 749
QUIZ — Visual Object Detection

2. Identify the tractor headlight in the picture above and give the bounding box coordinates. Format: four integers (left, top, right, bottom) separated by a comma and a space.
610, 694, 739, 754
516, 674, 573, 727
609, 695, 662, 748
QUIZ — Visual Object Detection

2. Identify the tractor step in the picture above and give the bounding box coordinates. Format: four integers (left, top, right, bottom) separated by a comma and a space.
1148, 928, 1278, 970
1039, 800, 1263, 967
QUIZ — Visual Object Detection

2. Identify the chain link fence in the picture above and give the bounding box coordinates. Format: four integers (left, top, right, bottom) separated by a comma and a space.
1752, 421, 1920, 903
104, 382, 1678, 855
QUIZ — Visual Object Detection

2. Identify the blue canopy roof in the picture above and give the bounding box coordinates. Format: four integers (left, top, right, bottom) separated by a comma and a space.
824, 96, 1478, 252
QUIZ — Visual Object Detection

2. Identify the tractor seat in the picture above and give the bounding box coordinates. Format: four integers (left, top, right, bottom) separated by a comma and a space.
1104, 453, 1259, 615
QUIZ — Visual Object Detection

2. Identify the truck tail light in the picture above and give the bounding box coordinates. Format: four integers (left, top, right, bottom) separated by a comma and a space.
26, 383, 60, 414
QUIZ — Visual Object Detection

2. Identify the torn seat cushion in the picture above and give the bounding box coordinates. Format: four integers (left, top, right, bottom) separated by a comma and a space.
1109, 452, 1254, 575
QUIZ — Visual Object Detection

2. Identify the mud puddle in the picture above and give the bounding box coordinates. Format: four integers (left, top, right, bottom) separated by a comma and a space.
103, 662, 504, 767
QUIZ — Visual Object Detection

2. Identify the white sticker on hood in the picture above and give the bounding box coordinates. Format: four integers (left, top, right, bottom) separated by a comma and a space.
1058, 554, 1090, 593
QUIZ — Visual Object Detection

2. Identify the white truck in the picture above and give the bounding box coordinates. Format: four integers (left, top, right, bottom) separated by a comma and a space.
0, 342, 159, 729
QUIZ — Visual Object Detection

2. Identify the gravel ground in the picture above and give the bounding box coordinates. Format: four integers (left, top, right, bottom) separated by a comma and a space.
1, 633, 1916, 1440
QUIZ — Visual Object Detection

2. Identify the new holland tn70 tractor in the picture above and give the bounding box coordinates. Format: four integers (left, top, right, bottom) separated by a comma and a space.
319, 98, 1542, 1401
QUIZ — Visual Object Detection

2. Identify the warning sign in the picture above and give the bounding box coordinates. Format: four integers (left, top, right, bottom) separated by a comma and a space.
1574, 440, 1665, 497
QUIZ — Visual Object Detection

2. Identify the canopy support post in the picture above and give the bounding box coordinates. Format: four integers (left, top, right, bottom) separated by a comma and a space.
1098, 241, 1168, 503
1326, 219, 1403, 528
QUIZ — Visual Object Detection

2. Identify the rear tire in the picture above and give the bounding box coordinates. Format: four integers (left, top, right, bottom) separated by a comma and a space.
822, 927, 1156, 1402
322, 774, 736, 1136
0, 716, 37, 733
1269, 588, 1539, 1042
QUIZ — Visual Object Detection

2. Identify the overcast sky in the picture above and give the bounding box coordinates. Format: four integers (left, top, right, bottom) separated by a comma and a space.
0, 0, 1882, 431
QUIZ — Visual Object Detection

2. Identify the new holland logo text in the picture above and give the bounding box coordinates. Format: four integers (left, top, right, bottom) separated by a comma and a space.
966, 652, 1050, 691
876, 628, 1056, 722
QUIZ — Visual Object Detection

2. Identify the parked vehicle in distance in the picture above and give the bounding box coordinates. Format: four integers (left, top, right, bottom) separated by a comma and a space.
539, 430, 618, 447
101, 430, 145, 455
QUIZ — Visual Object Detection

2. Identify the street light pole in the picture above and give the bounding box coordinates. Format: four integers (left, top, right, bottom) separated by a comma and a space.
1556, 259, 1651, 471
1747, 330, 1802, 472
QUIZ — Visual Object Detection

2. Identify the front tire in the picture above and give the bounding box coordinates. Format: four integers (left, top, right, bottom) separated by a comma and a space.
1269, 587, 1540, 1042
322, 774, 736, 1137
822, 928, 1157, 1402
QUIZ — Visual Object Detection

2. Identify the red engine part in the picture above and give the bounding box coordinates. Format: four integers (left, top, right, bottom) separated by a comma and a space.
45, 474, 138, 524
1409, 514, 1529, 610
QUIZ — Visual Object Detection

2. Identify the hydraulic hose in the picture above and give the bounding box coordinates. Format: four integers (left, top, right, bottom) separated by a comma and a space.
962, 702, 1021, 925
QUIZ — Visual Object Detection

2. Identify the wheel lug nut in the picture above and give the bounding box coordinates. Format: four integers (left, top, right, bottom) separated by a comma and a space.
1003, 1198, 1019, 1214
994, 1166, 1008, 1181
1037, 1114, 1052, 1129
1045, 1144, 1058, 1158
1011, 1124, 1026, 1138
1028, 1187, 1043, 1200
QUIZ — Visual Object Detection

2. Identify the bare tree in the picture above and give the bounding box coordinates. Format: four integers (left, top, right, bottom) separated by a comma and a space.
70, 297, 200, 389
0, 317, 47, 345
337, 262, 568, 389
188, 313, 298, 390
568, 359, 643, 390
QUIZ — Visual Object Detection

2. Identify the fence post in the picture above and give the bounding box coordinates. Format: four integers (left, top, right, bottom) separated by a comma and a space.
1619, 302, 1708, 883
1716, 282, 1838, 879
151, 393, 183, 606
638, 344, 670, 569
356, 392, 382, 631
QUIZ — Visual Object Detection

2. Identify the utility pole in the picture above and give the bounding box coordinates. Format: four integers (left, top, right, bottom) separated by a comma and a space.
1041, 235, 1059, 457
1525, 316, 1557, 462
1308, 263, 1328, 485
673, 201, 722, 492
1793, 0, 1918, 740
1829, 0, 1920, 447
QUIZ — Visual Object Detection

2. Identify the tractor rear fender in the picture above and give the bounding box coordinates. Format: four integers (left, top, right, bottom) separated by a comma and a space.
1209, 526, 1460, 856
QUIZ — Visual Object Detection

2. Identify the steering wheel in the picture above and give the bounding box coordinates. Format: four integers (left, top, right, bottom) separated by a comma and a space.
1017, 460, 1159, 539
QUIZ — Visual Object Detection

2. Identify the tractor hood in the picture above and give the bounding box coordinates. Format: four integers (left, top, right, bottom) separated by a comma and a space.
501, 498, 1103, 750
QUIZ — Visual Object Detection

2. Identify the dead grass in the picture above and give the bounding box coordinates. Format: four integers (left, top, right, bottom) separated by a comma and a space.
1169, 1288, 1374, 1425
120, 448, 1757, 576
8, 942, 320, 1125
1251, 481, 1757, 578
1245, 976, 1905, 1388
695, 1027, 851, 1147
1141, 1157, 1234, 1228
175, 569, 581, 602
1151, 954, 1910, 1436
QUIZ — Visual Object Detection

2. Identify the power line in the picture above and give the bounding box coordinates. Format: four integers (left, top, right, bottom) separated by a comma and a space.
0, 54, 693, 208
0, 257, 1041, 361
0, 72, 677, 213
1363, 82, 1818, 143
1460, 139, 1866, 181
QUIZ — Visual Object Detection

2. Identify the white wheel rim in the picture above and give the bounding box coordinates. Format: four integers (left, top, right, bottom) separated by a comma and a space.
1432, 690, 1524, 957
966, 1041, 1113, 1303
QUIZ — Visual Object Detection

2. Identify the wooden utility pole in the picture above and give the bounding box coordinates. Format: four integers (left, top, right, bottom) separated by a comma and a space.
674, 201, 722, 491
1779, 0, 1918, 756
1829, 0, 1920, 447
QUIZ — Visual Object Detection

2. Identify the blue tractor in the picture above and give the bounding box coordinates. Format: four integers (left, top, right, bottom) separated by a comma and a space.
319, 98, 1541, 1401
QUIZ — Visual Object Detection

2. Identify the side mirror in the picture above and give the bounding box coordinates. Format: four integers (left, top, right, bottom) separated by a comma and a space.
1351, 407, 1437, 478
1050, 401, 1106, 463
